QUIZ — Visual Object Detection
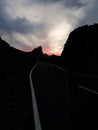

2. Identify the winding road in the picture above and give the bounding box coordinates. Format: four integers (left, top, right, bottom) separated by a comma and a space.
29, 62, 42, 130
29, 62, 65, 130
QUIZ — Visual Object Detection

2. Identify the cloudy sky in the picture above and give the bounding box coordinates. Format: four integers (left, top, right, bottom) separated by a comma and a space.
0, 0, 98, 55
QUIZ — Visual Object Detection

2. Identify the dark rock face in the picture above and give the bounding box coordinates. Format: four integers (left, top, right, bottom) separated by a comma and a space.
61, 24, 98, 74
0, 37, 43, 130
61, 24, 98, 129
0, 37, 43, 67
0, 36, 10, 48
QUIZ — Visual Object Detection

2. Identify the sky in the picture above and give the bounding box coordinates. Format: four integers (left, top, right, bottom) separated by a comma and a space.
0, 0, 98, 55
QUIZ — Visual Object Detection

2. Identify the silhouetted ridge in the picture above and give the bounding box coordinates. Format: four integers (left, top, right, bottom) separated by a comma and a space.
0, 36, 10, 48
0, 36, 43, 66
29, 46, 43, 60
61, 23, 98, 74
0, 37, 44, 130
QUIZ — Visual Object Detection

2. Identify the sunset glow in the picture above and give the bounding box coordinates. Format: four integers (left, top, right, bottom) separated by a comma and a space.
0, 0, 97, 55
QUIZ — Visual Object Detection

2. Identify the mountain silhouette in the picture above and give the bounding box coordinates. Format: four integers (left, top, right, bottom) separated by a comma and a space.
0, 36, 10, 48
61, 24, 98, 129
0, 37, 43, 67
0, 37, 43, 130
61, 23, 98, 75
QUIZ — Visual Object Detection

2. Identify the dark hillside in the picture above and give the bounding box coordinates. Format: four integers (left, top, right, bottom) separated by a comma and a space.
0, 37, 43, 130
61, 24, 98, 129
61, 24, 98, 75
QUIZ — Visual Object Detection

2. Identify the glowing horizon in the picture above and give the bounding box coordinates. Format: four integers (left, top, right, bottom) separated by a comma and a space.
0, 0, 97, 55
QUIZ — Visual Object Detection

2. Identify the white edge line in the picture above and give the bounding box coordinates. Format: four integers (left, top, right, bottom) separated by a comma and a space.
78, 85, 98, 95
73, 72, 98, 79
29, 62, 42, 130
44, 62, 66, 72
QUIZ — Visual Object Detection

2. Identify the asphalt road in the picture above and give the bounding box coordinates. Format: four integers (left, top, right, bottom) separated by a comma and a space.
67, 72, 98, 129
30, 62, 65, 130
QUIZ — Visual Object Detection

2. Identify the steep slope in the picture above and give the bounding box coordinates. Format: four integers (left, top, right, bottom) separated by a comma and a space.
61, 24, 98, 129
61, 24, 98, 74
0, 37, 43, 130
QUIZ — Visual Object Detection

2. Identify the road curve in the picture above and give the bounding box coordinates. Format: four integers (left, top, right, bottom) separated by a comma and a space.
31, 62, 65, 130
29, 62, 42, 130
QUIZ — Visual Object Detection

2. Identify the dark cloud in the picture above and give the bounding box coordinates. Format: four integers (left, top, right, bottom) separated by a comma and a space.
0, 0, 97, 54
75, 0, 98, 26
0, 0, 48, 36
30, 0, 62, 3
29, 0, 86, 8
0, 1, 32, 34
0, 0, 88, 36
0, 16, 33, 35
65, 0, 87, 8
38, 0, 61, 2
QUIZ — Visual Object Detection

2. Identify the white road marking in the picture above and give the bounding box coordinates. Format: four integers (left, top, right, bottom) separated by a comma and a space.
29, 62, 65, 129
29, 62, 42, 130
45, 62, 66, 72
78, 85, 98, 94
73, 72, 98, 79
